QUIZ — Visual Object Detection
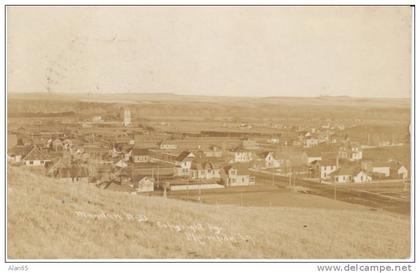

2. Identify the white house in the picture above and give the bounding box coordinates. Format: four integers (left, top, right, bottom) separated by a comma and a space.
320, 159, 337, 180
330, 167, 353, 183
353, 170, 372, 183
136, 176, 155, 192
232, 147, 253, 163
338, 142, 363, 161
175, 151, 195, 176
371, 165, 391, 177
159, 140, 178, 150
257, 151, 279, 168
397, 166, 408, 179
222, 166, 255, 187
304, 136, 319, 148
23, 147, 52, 166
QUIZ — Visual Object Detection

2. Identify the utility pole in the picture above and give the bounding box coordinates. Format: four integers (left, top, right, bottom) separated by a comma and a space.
289, 172, 292, 188
403, 174, 408, 192
272, 167, 275, 186
157, 163, 160, 189
163, 182, 168, 199
334, 179, 337, 201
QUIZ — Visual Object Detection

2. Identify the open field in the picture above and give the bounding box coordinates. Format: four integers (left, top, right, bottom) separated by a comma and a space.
167, 184, 373, 210
249, 171, 411, 215
7, 166, 410, 259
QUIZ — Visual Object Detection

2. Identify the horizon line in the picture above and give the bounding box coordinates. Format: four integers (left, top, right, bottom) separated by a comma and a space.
7, 91, 411, 100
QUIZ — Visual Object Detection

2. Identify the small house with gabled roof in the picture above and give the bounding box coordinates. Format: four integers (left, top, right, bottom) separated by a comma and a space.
23, 146, 54, 166
131, 148, 151, 163
134, 176, 155, 192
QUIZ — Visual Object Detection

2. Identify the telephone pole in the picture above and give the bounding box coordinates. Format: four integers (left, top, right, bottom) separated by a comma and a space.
334, 180, 337, 201
272, 167, 275, 186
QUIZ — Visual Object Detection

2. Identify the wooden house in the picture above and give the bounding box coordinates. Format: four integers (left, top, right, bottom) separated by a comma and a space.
174, 151, 195, 177
191, 161, 221, 180
22, 147, 54, 166
338, 142, 363, 161
222, 165, 255, 187
7, 144, 33, 163
231, 146, 253, 163
131, 148, 151, 163
135, 176, 155, 192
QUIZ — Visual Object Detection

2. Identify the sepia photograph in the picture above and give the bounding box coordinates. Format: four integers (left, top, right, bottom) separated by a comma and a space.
4, 3, 415, 266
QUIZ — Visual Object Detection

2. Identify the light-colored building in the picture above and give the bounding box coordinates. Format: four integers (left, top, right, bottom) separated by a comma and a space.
338, 142, 363, 161
191, 161, 221, 180
222, 166, 255, 187
132, 148, 151, 163
257, 151, 279, 168
159, 140, 178, 150
304, 136, 319, 148
135, 176, 155, 192
371, 165, 391, 177
204, 145, 223, 158
397, 166, 408, 179
174, 151, 195, 176
232, 147, 253, 163
330, 167, 353, 183
23, 147, 53, 166
320, 159, 337, 180
353, 170, 372, 183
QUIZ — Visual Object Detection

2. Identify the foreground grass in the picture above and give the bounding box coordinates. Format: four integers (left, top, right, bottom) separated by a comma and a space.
7, 166, 410, 259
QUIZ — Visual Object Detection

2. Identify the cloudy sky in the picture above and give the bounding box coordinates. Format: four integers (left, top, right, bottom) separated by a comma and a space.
7, 6, 412, 98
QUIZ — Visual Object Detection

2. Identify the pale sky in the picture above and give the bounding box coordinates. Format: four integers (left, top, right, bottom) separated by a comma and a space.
7, 6, 412, 98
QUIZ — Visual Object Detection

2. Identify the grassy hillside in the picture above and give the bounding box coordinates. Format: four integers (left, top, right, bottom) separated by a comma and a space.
7, 166, 410, 259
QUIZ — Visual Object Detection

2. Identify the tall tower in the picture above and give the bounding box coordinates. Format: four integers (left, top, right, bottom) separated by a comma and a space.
123, 109, 131, 127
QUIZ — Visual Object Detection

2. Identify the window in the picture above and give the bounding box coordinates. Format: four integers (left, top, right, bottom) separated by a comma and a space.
29, 161, 33, 165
